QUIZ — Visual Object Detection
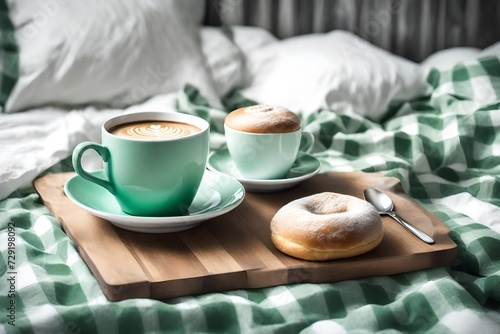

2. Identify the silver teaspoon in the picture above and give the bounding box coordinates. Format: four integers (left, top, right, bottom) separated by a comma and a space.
363, 188, 435, 244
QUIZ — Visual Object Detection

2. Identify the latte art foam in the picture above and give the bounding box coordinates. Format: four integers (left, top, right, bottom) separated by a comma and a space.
110, 121, 200, 139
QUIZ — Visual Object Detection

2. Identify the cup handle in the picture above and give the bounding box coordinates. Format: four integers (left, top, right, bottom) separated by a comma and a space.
300, 131, 315, 154
72, 142, 115, 195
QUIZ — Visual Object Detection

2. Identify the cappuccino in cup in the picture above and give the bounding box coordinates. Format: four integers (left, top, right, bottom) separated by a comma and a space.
72, 112, 210, 217
224, 105, 314, 180
110, 121, 201, 140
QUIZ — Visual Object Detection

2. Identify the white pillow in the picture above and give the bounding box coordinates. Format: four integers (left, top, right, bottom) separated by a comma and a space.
421, 47, 481, 71
5, 0, 220, 113
230, 25, 278, 55
199, 27, 244, 97
478, 41, 500, 59
238, 30, 431, 121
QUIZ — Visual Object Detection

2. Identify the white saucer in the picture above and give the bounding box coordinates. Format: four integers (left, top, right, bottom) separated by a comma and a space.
207, 149, 321, 192
64, 170, 245, 233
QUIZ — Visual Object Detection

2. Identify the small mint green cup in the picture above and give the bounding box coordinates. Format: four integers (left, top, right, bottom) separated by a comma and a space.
72, 112, 210, 217
224, 125, 314, 179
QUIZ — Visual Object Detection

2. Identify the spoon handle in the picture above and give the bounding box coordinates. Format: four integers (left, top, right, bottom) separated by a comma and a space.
387, 211, 435, 244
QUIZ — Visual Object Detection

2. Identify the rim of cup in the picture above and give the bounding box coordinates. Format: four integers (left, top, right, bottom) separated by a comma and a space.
103, 111, 210, 142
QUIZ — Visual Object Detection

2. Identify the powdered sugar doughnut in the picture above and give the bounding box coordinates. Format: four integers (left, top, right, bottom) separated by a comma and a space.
224, 104, 301, 133
270, 192, 384, 261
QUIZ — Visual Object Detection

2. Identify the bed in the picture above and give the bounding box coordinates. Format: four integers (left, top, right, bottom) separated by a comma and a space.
1, 0, 500, 333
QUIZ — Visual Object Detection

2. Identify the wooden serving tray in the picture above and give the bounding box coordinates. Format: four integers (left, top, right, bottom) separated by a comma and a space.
34, 171, 457, 301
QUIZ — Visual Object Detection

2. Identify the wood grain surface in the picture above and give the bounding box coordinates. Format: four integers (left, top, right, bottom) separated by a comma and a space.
34, 171, 457, 301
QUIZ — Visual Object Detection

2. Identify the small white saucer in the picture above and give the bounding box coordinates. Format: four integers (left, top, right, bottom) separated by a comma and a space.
64, 170, 245, 233
207, 148, 321, 192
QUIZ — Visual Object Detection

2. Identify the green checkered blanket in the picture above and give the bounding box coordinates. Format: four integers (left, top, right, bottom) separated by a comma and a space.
1, 56, 500, 333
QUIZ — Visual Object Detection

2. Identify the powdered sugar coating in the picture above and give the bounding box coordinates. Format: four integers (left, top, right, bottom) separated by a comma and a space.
271, 192, 383, 251
244, 105, 288, 114
224, 104, 301, 133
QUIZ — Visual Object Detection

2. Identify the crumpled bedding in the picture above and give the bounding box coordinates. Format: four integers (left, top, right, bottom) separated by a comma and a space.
1, 27, 500, 333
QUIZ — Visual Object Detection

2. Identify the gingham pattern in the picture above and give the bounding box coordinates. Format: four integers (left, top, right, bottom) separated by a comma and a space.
1, 57, 500, 333
0, 0, 17, 113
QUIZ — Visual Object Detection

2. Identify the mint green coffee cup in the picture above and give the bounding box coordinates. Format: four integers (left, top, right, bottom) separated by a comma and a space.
72, 112, 210, 217
224, 125, 314, 180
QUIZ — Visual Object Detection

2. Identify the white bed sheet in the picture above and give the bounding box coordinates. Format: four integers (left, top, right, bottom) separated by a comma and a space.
0, 93, 180, 200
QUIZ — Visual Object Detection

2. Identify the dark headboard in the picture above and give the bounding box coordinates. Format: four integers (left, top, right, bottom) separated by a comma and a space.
204, 0, 500, 62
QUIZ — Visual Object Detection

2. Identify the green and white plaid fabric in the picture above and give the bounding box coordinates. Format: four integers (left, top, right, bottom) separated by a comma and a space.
1, 56, 500, 333
0, 0, 17, 113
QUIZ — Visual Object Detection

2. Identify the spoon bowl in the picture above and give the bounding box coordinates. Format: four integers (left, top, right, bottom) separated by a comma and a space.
363, 188, 435, 244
